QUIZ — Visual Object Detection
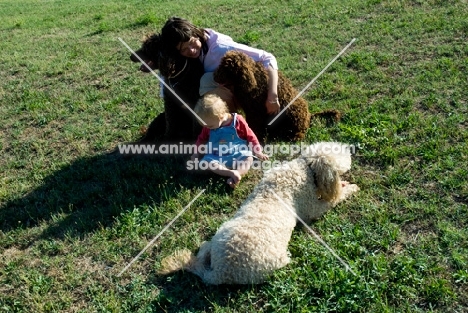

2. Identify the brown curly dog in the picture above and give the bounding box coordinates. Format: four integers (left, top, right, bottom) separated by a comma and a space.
214, 51, 311, 142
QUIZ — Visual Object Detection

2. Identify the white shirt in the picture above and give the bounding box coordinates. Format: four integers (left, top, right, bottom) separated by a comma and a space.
200, 29, 278, 72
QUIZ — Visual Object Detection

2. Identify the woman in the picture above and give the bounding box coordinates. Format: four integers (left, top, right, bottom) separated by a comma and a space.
161, 17, 280, 115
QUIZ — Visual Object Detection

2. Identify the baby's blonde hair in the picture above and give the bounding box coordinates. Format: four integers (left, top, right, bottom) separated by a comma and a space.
194, 94, 229, 122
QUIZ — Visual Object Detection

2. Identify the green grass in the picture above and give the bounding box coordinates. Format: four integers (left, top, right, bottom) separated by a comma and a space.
1, 0, 467, 312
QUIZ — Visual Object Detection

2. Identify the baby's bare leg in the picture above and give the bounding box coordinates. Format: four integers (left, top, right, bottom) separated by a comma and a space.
225, 157, 254, 188
234, 156, 254, 176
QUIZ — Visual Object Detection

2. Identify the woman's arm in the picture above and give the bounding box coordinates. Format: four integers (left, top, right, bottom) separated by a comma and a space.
266, 65, 280, 115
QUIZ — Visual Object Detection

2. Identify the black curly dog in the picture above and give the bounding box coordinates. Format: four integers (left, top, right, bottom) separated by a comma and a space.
130, 33, 203, 144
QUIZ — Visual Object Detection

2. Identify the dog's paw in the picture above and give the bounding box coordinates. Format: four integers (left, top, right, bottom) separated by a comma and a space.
343, 183, 359, 197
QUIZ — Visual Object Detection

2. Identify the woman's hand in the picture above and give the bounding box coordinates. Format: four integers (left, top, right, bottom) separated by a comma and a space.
265, 97, 280, 115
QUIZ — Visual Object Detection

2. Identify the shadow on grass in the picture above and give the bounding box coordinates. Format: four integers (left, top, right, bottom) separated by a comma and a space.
0, 152, 219, 246
147, 271, 265, 312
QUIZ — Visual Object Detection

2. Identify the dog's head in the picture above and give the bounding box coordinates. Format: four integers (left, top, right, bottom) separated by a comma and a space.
130, 33, 162, 72
130, 33, 186, 78
213, 51, 257, 93
303, 154, 341, 204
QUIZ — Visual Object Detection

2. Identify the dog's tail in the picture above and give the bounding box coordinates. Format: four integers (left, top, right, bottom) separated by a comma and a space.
158, 241, 212, 279
310, 109, 342, 126
158, 249, 196, 275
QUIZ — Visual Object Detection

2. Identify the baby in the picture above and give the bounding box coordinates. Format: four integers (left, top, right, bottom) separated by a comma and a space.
191, 94, 268, 188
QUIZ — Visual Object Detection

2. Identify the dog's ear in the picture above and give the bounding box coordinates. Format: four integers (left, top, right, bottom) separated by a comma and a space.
130, 49, 155, 72
307, 156, 341, 203
214, 51, 257, 92
158, 53, 187, 78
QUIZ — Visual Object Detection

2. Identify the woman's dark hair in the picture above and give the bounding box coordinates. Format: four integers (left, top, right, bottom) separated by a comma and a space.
161, 17, 207, 55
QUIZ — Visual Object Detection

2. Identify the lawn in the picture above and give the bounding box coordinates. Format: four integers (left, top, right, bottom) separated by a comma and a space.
0, 0, 467, 312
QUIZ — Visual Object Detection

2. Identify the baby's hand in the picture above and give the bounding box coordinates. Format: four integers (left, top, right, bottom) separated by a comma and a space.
256, 152, 269, 161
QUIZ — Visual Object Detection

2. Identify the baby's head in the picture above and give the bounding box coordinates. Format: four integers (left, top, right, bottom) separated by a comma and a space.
194, 94, 229, 129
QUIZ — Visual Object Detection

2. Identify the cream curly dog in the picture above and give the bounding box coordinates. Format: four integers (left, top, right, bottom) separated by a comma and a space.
159, 142, 359, 284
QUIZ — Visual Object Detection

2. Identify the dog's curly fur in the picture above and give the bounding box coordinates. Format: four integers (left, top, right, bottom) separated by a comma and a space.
130, 33, 203, 143
214, 51, 312, 142
159, 142, 359, 285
